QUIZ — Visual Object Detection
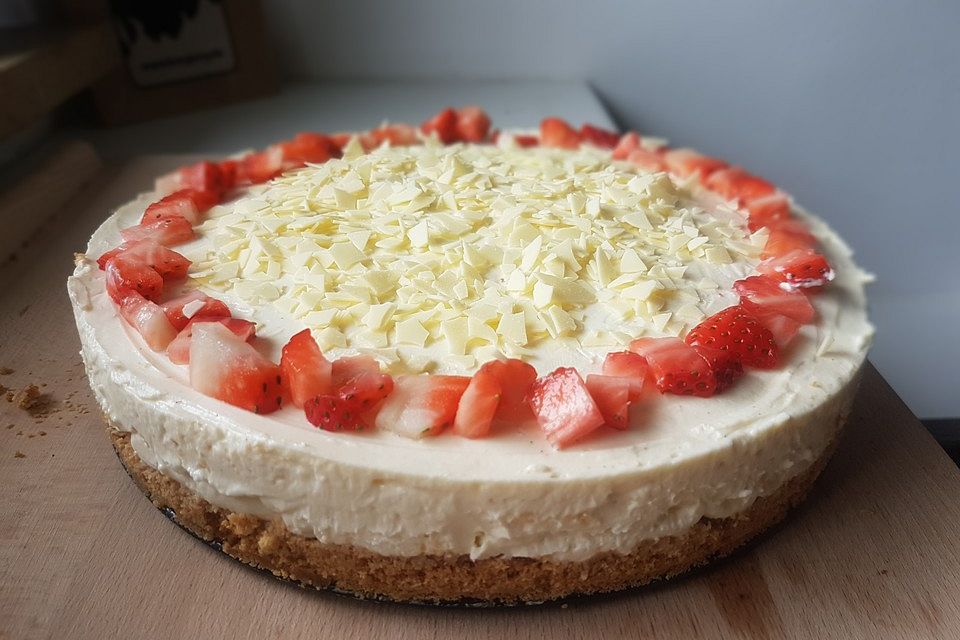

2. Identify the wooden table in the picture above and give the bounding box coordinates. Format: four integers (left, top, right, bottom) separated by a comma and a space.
2, 159, 960, 639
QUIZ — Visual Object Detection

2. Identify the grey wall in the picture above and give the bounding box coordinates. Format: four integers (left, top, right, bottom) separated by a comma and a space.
265, 1, 960, 418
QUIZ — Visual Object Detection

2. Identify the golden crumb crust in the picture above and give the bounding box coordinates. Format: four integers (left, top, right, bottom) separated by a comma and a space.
108, 416, 842, 605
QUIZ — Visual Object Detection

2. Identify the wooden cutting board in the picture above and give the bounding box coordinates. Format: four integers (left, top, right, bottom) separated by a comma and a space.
2, 158, 960, 640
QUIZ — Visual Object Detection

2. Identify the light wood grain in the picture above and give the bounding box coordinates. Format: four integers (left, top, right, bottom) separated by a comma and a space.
2, 158, 960, 640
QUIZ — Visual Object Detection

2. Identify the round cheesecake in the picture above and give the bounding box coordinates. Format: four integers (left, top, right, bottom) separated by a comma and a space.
68, 122, 873, 604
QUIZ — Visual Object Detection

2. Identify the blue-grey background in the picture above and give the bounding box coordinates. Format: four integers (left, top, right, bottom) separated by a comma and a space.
262, 1, 960, 417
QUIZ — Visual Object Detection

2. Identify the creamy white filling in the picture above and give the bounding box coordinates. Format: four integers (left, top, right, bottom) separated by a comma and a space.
68, 161, 873, 562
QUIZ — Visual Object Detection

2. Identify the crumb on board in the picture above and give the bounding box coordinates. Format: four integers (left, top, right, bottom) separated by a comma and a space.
12, 384, 42, 411
14, 451, 25, 459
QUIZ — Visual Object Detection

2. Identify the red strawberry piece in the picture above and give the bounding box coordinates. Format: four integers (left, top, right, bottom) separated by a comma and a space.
455, 106, 492, 142
745, 192, 791, 231
331, 354, 382, 388
601, 351, 647, 400
627, 148, 667, 172
304, 395, 366, 431
280, 329, 333, 408
691, 345, 744, 392
735, 275, 816, 325
475, 358, 538, 421
118, 292, 178, 351
160, 290, 231, 330
104, 255, 164, 302
759, 249, 835, 290
374, 374, 471, 438
662, 148, 728, 179
579, 124, 620, 149
612, 132, 641, 160
540, 117, 580, 149
338, 369, 394, 410
527, 367, 605, 448
280, 132, 342, 165
705, 167, 776, 203
120, 216, 194, 246
761, 313, 803, 346
685, 305, 779, 369
421, 107, 459, 144
142, 188, 219, 224
97, 245, 126, 270
218, 159, 239, 190
584, 374, 632, 430
329, 132, 353, 149
628, 337, 718, 397
167, 317, 256, 365
238, 146, 284, 184
189, 322, 282, 414
452, 366, 502, 438
115, 240, 191, 281
512, 133, 539, 148
178, 161, 225, 196
761, 220, 818, 259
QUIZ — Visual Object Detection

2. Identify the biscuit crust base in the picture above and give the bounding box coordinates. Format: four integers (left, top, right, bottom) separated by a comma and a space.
108, 427, 837, 605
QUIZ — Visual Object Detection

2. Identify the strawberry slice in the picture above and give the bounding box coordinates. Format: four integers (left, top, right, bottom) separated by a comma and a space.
111, 241, 191, 281
745, 192, 791, 231
155, 161, 225, 197
691, 345, 744, 392
540, 117, 580, 149
601, 351, 647, 399
338, 370, 394, 411
452, 365, 502, 438
761, 219, 817, 258
475, 358, 538, 421
628, 337, 718, 397
627, 148, 667, 173
685, 305, 779, 369
118, 292, 178, 351
167, 318, 256, 365
280, 329, 333, 408
238, 147, 284, 184
305, 395, 366, 431
366, 123, 420, 148
160, 291, 231, 330
612, 132, 641, 160
331, 355, 382, 388
758, 250, 834, 290
527, 367, 605, 448
455, 106, 492, 142
189, 322, 282, 414
735, 275, 816, 324
761, 314, 803, 347
279, 132, 341, 165
374, 375, 470, 438
120, 216, 194, 246
579, 124, 620, 149
104, 255, 164, 302
705, 167, 776, 203
512, 133, 539, 148
584, 374, 632, 430
218, 159, 238, 191
662, 148, 728, 179
142, 189, 218, 225
421, 107, 458, 144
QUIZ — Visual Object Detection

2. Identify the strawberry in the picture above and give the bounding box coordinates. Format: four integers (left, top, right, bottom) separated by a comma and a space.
331, 355, 382, 388
154, 161, 224, 197
238, 146, 284, 184
375, 375, 471, 438
627, 148, 667, 173
685, 305, 779, 369
540, 117, 580, 149
279, 329, 333, 408
452, 366, 502, 438
304, 395, 365, 431
761, 313, 803, 346
527, 367, 605, 448
761, 219, 817, 259
142, 188, 218, 224
189, 322, 282, 414
478, 358, 538, 421
455, 106, 492, 142
584, 374, 632, 430
118, 292, 178, 352
628, 337, 718, 397
160, 290, 231, 330
601, 351, 647, 400
691, 344, 743, 392
612, 132, 641, 160
104, 255, 164, 302
167, 317, 256, 365
120, 216, 194, 246
112, 241, 191, 281
338, 370, 394, 410
758, 250, 834, 290
279, 132, 341, 165
734, 275, 816, 324
366, 123, 420, 148
218, 159, 238, 191
421, 107, 458, 144
512, 133, 539, 148
745, 192, 791, 231
705, 167, 776, 203
662, 148, 728, 179
579, 124, 620, 149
